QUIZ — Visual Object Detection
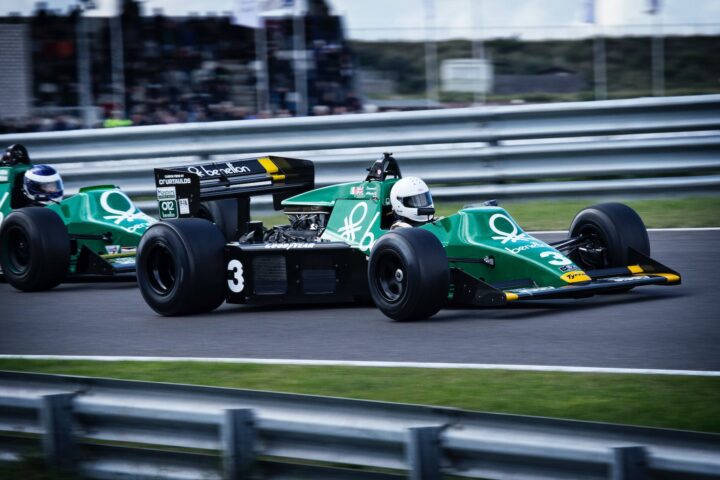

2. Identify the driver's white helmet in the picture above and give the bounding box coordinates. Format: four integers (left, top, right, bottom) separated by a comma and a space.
390, 177, 434, 223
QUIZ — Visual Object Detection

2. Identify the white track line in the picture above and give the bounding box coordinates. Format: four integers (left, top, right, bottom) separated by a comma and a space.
529, 227, 720, 235
1, 355, 718, 377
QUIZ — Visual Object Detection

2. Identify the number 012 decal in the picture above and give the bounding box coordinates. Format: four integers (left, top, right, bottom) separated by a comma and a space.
227, 259, 244, 293
540, 250, 572, 266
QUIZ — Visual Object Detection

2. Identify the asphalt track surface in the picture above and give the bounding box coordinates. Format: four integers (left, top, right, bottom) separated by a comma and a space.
1, 231, 718, 370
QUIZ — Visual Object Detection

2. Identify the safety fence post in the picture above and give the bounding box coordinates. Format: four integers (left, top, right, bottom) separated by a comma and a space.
221, 408, 256, 479
40, 393, 77, 473
610, 446, 647, 480
406, 426, 443, 480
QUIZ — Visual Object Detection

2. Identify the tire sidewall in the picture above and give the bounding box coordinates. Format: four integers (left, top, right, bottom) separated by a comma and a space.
569, 203, 649, 268
368, 229, 448, 321
137, 219, 226, 315
0, 207, 70, 291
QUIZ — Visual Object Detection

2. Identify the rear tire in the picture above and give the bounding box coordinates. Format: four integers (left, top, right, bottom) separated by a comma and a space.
368, 228, 449, 321
137, 219, 226, 315
197, 199, 239, 242
0, 207, 70, 291
569, 202, 650, 270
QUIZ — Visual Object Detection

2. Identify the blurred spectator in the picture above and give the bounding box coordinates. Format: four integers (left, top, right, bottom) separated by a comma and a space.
0, 0, 361, 133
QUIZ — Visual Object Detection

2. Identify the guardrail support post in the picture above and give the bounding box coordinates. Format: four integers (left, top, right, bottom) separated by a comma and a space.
40, 393, 77, 473
610, 446, 647, 480
222, 408, 255, 480
406, 426, 442, 480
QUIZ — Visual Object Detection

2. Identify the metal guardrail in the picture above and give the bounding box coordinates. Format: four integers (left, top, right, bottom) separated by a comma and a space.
1, 95, 719, 212
1, 371, 719, 480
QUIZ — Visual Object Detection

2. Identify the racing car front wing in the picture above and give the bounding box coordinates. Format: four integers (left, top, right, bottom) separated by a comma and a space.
451, 250, 681, 307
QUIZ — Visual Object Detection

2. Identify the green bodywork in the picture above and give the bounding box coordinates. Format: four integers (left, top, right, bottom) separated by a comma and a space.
284, 179, 582, 288
0, 163, 154, 273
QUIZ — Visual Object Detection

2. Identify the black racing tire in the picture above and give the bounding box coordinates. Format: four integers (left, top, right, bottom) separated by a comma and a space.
197, 199, 239, 242
137, 218, 227, 316
0, 207, 70, 291
368, 228, 449, 321
569, 202, 650, 270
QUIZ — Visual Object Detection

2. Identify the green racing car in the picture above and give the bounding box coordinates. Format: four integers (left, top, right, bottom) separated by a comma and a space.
0, 144, 155, 291
136, 153, 681, 320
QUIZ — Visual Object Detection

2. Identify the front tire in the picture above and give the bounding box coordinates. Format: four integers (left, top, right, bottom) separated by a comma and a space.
137, 219, 226, 315
569, 202, 650, 270
0, 207, 70, 291
368, 228, 449, 321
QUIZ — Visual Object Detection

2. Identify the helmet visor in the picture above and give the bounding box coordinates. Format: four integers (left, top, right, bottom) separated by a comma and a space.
26, 178, 64, 199
401, 191, 433, 208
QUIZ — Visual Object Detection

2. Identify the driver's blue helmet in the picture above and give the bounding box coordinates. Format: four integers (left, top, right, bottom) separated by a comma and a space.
23, 164, 64, 204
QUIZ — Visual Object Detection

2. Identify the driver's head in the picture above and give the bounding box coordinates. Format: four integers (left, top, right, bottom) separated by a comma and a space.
23, 164, 64, 205
1, 144, 30, 166
390, 176, 435, 223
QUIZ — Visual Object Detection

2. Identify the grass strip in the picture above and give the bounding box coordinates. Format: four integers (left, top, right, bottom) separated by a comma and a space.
1, 359, 718, 433
257, 196, 720, 231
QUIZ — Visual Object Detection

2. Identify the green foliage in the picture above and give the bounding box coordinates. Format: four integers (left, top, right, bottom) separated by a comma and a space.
434, 196, 720, 230
352, 35, 720, 99
1, 359, 719, 433
256, 196, 720, 231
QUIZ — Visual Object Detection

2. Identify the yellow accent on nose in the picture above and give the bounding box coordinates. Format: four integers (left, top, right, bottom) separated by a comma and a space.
271, 174, 286, 181
628, 265, 644, 274
505, 292, 519, 301
654, 273, 681, 283
560, 270, 591, 283
258, 157, 279, 174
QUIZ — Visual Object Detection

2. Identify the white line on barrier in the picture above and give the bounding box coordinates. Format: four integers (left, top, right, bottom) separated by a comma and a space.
529, 227, 720, 235
1, 355, 719, 377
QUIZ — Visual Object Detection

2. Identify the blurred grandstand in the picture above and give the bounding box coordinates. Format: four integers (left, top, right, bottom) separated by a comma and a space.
0, 0, 360, 133
0, 0, 718, 133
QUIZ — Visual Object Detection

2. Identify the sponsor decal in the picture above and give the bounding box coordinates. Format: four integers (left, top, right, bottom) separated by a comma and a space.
158, 174, 192, 186
178, 198, 190, 215
156, 186, 177, 201
540, 250, 573, 266
559, 264, 579, 272
0, 170, 8, 182
101, 190, 144, 225
489, 213, 529, 244
227, 259, 245, 293
365, 184, 379, 198
264, 243, 316, 250
339, 202, 366, 242
105, 245, 121, 254
560, 270, 591, 283
337, 201, 379, 251
505, 241, 544, 255
351, 185, 364, 197
99, 190, 156, 232
187, 162, 251, 178
159, 200, 177, 219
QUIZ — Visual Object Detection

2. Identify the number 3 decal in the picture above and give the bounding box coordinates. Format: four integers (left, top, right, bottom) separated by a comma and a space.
227, 259, 244, 293
540, 251, 572, 266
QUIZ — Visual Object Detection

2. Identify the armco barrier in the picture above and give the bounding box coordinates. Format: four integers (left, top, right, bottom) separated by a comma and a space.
1, 371, 719, 479
0, 95, 719, 212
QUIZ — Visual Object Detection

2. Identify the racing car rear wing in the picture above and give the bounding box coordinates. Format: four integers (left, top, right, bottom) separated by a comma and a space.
154, 156, 314, 220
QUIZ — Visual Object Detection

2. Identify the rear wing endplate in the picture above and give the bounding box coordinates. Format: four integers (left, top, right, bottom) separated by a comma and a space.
154, 156, 314, 219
